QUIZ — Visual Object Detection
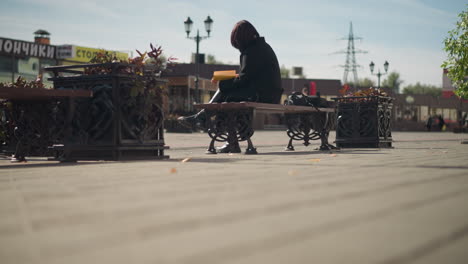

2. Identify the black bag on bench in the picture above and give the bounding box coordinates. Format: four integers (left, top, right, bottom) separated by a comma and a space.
285, 92, 330, 108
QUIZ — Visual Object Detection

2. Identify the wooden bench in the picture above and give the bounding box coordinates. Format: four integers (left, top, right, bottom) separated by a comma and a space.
0, 86, 92, 161
0, 86, 92, 100
194, 102, 337, 154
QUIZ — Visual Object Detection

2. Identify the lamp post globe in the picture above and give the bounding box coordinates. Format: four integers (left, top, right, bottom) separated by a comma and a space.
184, 17, 193, 37
204, 16, 213, 36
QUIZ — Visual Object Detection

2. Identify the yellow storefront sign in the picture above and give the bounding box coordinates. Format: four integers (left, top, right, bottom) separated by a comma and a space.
71, 46, 128, 63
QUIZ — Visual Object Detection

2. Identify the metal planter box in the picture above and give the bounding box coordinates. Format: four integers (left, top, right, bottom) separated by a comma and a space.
334, 96, 393, 148
46, 63, 168, 161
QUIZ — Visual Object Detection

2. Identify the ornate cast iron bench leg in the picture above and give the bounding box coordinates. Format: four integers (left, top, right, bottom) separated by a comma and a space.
205, 110, 220, 154
245, 138, 257, 154
315, 112, 338, 151
237, 110, 256, 154
285, 113, 318, 151
285, 137, 295, 151
206, 137, 217, 154
205, 110, 237, 154
226, 126, 241, 153
204, 109, 257, 154
285, 112, 337, 151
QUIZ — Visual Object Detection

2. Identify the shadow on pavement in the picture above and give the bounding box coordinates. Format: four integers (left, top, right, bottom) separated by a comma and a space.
257, 149, 387, 156
0, 156, 243, 169
0, 160, 109, 169
413, 165, 468, 170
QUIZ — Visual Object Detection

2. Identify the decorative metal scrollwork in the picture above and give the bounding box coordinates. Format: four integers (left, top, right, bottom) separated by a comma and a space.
206, 111, 231, 143
69, 84, 114, 144
336, 109, 353, 138
49, 100, 67, 144
285, 114, 320, 149
5, 100, 65, 160
285, 112, 336, 151
120, 80, 164, 143
204, 109, 256, 154
0, 101, 15, 155
120, 103, 164, 143
358, 106, 377, 137
378, 103, 392, 139
334, 96, 393, 148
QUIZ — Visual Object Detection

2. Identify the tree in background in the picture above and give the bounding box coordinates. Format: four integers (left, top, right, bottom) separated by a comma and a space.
382, 72, 403, 94
441, 8, 468, 98
402, 82, 442, 97
348, 78, 375, 88
206, 54, 223, 64
280, 65, 290, 78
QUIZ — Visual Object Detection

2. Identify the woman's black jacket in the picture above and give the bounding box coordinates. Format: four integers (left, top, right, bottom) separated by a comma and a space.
219, 37, 283, 103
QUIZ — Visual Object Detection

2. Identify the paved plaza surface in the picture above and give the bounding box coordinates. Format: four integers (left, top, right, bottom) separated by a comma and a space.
0, 131, 467, 264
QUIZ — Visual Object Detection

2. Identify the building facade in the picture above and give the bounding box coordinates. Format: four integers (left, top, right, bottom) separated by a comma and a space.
56, 45, 128, 65
0, 32, 128, 87
0, 36, 57, 85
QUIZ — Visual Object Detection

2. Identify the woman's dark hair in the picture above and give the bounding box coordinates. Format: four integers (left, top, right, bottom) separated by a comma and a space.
230, 20, 259, 51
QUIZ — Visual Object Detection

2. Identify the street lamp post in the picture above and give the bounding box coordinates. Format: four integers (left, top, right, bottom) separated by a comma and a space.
369, 60, 389, 88
184, 16, 213, 104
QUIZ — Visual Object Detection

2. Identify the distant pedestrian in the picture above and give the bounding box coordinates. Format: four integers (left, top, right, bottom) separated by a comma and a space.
463, 113, 467, 127
426, 116, 433, 131
438, 115, 446, 131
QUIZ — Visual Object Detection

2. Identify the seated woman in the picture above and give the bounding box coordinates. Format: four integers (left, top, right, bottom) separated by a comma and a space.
178, 20, 283, 121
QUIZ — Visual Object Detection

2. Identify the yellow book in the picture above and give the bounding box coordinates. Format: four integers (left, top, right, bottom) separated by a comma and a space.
212, 70, 237, 81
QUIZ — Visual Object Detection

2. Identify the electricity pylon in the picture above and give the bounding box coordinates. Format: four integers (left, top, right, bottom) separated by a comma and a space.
334, 22, 367, 89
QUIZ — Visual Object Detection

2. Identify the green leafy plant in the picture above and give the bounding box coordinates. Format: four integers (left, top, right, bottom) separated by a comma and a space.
402, 82, 442, 97
441, 7, 468, 98
0, 76, 46, 147
84, 43, 176, 77
83, 43, 176, 106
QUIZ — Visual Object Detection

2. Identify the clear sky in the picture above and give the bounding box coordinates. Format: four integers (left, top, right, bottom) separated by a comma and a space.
0, 0, 466, 87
